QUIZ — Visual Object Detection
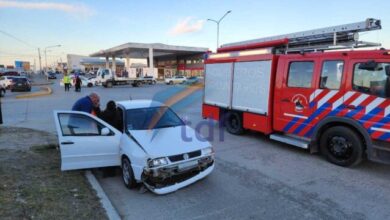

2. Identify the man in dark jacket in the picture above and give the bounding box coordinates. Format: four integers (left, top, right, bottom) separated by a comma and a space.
75, 75, 82, 92
101, 100, 121, 130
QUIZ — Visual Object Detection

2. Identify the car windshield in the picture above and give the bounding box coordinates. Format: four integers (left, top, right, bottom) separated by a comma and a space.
13, 78, 27, 83
126, 106, 184, 130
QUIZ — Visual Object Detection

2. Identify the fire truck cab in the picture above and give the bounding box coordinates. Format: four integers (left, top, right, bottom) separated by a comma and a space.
202, 18, 390, 166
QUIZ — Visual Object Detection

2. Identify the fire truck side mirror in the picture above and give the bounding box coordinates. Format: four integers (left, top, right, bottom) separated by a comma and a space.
385, 65, 390, 76
358, 60, 382, 71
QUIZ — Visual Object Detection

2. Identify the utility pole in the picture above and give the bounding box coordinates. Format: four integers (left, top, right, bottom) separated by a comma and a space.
44, 45, 61, 72
207, 10, 232, 50
38, 48, 42, 74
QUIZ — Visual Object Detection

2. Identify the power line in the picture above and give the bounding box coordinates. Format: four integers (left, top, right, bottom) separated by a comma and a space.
0, 30, 38, 49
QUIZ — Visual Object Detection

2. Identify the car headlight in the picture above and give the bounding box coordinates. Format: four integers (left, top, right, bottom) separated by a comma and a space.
202, 147, 214, 155
148, 157, 168, 168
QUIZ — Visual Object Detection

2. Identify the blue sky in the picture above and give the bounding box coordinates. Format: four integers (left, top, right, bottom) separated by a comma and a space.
1, 0, 390, 66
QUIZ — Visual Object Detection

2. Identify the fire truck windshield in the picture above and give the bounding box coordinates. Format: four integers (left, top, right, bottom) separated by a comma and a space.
353, 62, 390, 98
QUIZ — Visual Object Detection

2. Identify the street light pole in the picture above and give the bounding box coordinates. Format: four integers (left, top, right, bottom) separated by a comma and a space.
44, 44, 61, 71
208, 10, 232, 49
38, 48, 42, 73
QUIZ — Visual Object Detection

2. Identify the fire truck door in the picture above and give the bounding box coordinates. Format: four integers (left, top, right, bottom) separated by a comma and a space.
276, 60, 318, 137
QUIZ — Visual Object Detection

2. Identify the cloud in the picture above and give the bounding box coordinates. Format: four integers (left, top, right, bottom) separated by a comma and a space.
169, 17, 205, 36
0, 0, 95, 18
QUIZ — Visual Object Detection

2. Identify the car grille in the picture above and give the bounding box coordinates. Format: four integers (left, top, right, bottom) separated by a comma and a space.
168, 150, 201, 162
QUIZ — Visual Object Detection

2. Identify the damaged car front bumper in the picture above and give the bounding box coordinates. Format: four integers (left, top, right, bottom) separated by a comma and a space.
142, 156, 214, 194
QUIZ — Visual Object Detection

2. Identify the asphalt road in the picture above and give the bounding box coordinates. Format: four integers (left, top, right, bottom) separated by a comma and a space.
1, 76, 390, 219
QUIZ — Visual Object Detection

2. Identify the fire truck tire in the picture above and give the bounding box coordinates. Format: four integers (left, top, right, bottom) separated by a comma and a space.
320, 126, 364, 167
225, 111, 245, 135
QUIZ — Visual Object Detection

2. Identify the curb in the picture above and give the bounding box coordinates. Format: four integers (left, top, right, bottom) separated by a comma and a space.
15, 86, 52, 99
85, 170, 121, 220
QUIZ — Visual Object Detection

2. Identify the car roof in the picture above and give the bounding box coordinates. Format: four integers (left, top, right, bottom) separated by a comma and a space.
116, 99, 165, 110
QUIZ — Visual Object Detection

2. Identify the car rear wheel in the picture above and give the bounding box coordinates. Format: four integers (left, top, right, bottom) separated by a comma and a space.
87, 83, 93, 87
225, 111, 245, 135
122, 157, 137, 189
320, 126, 364, 167
169, 81, 173, 85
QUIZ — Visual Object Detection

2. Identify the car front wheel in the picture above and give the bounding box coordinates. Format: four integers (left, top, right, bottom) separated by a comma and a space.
122, 157, 137, 189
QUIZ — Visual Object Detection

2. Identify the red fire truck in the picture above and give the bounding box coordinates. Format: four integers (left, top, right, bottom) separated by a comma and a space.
202, 18, 390, 166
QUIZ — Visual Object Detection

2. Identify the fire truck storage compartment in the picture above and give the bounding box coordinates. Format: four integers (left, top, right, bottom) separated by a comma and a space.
232, 60, 272, 114
204, 60, 273, 115
204, 63, 233, 108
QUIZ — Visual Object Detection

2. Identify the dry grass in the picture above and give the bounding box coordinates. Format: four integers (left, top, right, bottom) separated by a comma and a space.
0, 144, 108, 219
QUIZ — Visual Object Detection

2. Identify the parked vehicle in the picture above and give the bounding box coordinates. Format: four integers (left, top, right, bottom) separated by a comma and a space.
203, 18, 390, 167
96, 68, 146, 88
141, 76, 157, 85
0, 84, 5, 97
60, 75, 95, 87
71, 69, 85, 75
10, 77, 31, 92
0, 71, 19, 77
53, 100, 215, 194
48, 72, 57, 79
0, 76, 16, 89
165, 76, 187, 85
183, 76, 200, 85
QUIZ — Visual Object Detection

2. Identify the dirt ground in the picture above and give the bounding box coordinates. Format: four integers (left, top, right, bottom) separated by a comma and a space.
0, 126, 108, 219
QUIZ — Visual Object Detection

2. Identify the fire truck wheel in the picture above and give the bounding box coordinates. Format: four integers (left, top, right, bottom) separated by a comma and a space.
225, 111, 245, 135
320, 126, 364, 167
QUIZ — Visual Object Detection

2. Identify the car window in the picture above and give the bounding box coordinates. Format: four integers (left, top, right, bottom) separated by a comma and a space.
320, 60, 344, 90
288, 61, 314, 88
13, 78, 27, 83
353, 62, 390, 98
126, 106, 184, 130
58, 113, 107, 136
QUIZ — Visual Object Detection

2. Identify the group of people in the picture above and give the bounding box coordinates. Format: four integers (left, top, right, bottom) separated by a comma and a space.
72, 92, 121, 130
63, 72, 82, 92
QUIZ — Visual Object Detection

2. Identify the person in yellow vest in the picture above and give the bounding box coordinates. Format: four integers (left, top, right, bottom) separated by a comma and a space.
63, 71, 71, 92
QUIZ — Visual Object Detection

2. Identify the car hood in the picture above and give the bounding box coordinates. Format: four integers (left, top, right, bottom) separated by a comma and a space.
129, 125, 210, 158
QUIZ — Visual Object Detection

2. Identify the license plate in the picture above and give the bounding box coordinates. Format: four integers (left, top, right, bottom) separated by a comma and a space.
178, 160, 198, 170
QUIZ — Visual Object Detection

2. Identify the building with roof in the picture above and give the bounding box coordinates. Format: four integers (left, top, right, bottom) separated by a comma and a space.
90, 42, 208, 79
67, 54, 125, 72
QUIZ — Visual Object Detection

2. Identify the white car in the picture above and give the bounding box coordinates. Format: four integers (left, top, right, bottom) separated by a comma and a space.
165, 76, 187, 85
0, 76, 16, 89
60, 75, 95, 87
53, 100, 215, 194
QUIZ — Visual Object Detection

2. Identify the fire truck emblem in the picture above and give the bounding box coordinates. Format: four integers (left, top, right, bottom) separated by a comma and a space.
292, 94, 308, 112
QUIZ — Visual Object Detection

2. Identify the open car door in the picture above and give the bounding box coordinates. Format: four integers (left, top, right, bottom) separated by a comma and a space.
53, 110, 121, 171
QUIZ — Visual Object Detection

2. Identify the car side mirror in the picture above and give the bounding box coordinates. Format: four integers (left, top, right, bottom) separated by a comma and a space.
101, 127, 110, 136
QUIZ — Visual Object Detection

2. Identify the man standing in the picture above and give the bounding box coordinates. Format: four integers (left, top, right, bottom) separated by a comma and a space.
75, 75, 82, 92
72, 92, 101, 116
63, 73, 71, 92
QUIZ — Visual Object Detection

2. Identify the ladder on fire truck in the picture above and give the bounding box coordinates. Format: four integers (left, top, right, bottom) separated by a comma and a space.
219, 18, 382, 54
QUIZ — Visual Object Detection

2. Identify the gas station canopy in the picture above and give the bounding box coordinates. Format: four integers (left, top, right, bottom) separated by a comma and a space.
90, 42, 208, 59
